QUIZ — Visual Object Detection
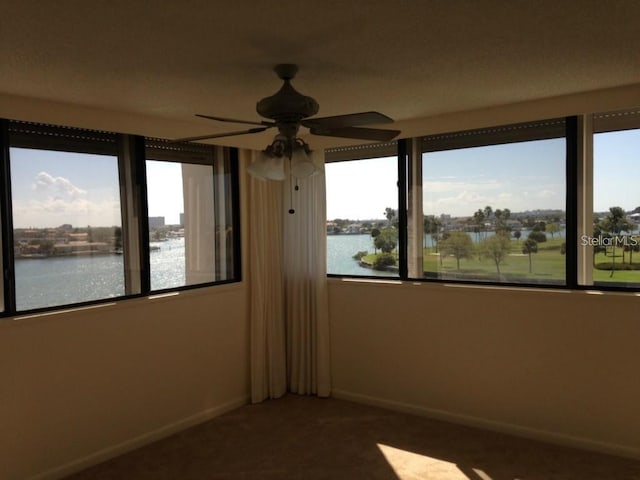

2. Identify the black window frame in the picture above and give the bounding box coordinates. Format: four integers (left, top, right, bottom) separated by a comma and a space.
419, 117, 571, 288
326, 116, 583, 291
325, 141, 402, 279
581, 108, 640, 291
0, 119, 241, 317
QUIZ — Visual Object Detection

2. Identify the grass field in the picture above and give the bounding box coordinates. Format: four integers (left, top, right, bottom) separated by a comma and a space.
423, 237, 565, 283
423, 237, 640, 286
592, 247, 640, 284
360, 236, 640, 287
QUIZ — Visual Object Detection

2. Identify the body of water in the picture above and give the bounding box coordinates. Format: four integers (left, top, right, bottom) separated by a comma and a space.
13, 229, 576, 310
327, 234, 397, 277
14, 237, 186, 311
327, 229, 569, 276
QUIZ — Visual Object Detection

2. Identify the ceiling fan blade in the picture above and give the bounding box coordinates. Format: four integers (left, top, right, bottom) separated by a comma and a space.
195, 114, 275, 127
175, 126, 271, 143
302, 111, 394, 130
309, 126, 400, 142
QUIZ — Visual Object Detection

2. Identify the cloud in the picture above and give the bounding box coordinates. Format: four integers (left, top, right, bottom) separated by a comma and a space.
12, 198, 121, 228
425, 190, 488, 216
424, 179, 503, 193
33, 171, 87, 200
536, 189, 557, 199
13, 172, 119, 227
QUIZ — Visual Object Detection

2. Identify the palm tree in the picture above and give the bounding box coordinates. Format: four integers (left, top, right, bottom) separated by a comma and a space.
522, 238, 538, 273
423, 215, 441, 253
513, 230, 522, 243
483, 206, 493, 235
472, 209, 485, 241
600, 206, 634, 275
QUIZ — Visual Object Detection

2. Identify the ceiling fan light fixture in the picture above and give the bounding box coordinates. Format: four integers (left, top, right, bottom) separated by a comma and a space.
290, 139, 318, 178
247, 135, 321, 181
247, 149, 286, 181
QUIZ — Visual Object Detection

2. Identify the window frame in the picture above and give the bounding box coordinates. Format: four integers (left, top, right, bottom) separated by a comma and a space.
0, 119, 241, 317
144, 139, 240, 292
419, 118, 572, 288
326, 117, 582, 290
325, 142, 403, 279
579, 108, 640, 291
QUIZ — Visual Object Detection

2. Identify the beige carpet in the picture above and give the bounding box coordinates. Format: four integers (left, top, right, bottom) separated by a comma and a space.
64, 395, 640, 479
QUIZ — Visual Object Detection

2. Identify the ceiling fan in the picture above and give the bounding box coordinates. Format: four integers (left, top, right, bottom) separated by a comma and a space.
177, 64, 401, 143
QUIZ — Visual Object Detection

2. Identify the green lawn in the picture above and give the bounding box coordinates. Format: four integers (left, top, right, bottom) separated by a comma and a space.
423, 237, 566, 283
361, 236, 640, 286
592, 248, 640, 285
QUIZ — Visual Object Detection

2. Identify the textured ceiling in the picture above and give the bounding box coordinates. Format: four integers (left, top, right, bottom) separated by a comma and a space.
1, 0, 640, 149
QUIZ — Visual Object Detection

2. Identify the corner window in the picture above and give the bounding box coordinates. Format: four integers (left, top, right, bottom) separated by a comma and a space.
0, 121, 240, 316
325, 143, 399, 277
145, 140, 237, 291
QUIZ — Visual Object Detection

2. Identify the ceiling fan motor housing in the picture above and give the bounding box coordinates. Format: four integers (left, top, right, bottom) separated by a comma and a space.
256, 64, 319, 124
180, 64, 399, 144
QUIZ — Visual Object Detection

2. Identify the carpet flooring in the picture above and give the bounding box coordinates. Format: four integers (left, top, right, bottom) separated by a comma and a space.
64, 395, 640, 479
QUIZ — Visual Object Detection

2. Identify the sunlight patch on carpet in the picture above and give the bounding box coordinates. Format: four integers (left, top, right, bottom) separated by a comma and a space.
377, 443, 492, 479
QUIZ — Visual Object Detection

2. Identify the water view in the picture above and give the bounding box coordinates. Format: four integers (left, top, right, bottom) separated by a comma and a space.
15, 238, 186, 311
327, 234, 396, 277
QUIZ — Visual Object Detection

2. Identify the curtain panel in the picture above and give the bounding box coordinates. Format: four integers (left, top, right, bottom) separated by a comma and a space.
246, 149, 331, 402
246, 150, 287, 403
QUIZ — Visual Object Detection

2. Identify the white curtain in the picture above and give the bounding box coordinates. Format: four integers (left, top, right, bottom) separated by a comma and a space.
283, 155, 331, 396
247, 149, 331, 402
247, 150, 287, 403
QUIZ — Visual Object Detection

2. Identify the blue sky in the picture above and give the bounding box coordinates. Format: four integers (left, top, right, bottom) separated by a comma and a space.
325, 139, 567, 220
422, 138, 566, 217
10, 148, 121, 228
10, 149, 185, 228
326, 130, 640, 220
10, 128, 639, 227
594, 129, 640, 213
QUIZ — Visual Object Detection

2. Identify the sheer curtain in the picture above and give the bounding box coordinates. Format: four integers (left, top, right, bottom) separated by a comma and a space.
246, 150, 287, 403
284, 155, 331, 396
246, 149, 331, 402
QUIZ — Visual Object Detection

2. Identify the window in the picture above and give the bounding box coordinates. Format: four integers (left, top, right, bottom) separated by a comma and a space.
325, 143, 399, 277
0, 121, 240, 316
145, 140, 237, 291
8, 122, 124, 310
580, 109, 640, 289
415, 119, 567, 286
325, 120, 572, 287
322, 112, 640, 294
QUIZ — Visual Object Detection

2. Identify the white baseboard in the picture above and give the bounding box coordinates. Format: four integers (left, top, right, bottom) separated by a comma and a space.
29, 396, 250, 480
332, 390, 640, 461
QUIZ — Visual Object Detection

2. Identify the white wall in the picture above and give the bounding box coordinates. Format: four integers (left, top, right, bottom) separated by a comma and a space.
2, 83, 640, 479
329, 279, 640, 458
326, 82, 640, 460
0, 285, 249, 480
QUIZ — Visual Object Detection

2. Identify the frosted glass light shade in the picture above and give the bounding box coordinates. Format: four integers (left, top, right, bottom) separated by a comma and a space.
290, 146, 317, 178
247, 151, 286, 181
309, 150, 324, 174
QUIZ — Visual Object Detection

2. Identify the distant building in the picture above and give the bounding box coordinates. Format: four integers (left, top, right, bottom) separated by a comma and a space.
149, 216, 165, 229
179, 213, 184, 226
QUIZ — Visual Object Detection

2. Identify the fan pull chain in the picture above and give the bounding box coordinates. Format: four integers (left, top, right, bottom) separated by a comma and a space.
288, 171, 296, 214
